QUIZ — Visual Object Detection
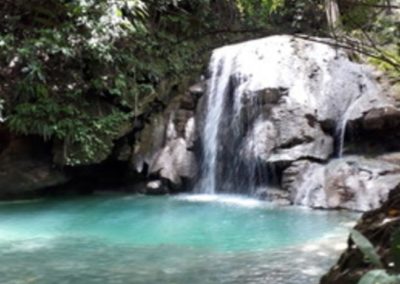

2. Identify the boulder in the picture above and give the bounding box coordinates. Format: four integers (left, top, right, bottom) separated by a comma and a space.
267, 99, 334, 163
149, 138, 197, 185
145, 180, 169, 195
284, 157, 400, 211
131, 88, 201, 190
0, 135, 69, 199
132, 112, 167, 173
198, 35, 393, 184
321, 185, 400, 283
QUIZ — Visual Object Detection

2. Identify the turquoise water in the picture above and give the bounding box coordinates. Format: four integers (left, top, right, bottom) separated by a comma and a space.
0, 194, 355, 284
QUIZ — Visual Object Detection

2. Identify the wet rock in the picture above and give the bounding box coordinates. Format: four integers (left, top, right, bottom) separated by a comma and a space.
378, 152, 400, 165
362, 106, 400, 130
283, 160, 328, 208
202, 35, 391, 173
189, 81, 207, 97
321, 185, 400, 283
116, 143, 133, 162
132, 113, 167, 173
0, 135, 69, 199
238, 98, 334, 165
259, 187, 291, 205
145, 180, 169, 195
285, 157, 400, 211
269, 101, 334, 163
149, 138, 197, 185
131, 90, 201, 190
240, 120, 277, 162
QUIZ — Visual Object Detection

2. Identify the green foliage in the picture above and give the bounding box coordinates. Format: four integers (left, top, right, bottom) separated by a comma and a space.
354, 228, 400, 283
392, 229, 400, 272
341, 0, 382, 31
359, 270, 400, 284
0, 0, 210, 165
1, 0, 290, 166
339, 0, 400, 76
351, 229, 384, 268
2, 0, 397, 166
236, 0, 284, 17
368, 50, 400, 82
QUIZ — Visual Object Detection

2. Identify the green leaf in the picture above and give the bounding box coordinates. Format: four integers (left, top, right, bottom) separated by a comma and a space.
351, 229, 384, 268
115, 8, 123, 18
392, 229, 400, 272
359, 270, 400, 284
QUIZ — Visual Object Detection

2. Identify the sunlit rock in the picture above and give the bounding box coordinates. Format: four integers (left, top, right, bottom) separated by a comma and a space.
131, 90, 200, 190
286, 157, 400, 211
197, 35, 388, 194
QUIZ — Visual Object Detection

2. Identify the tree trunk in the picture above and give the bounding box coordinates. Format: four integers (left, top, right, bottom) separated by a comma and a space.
325, 0, 342, 35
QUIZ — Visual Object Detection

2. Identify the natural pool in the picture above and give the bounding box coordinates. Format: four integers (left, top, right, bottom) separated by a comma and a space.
0, 194, 356, 284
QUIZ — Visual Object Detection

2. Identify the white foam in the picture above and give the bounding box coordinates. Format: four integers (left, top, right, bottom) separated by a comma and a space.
5, 239, 55, 252
0, 198, 44, 206
174, 194, 271, 208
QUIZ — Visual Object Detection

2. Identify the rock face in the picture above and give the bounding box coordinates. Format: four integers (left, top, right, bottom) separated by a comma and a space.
284, 157, 400, 211
191, 34, 400, 210
131, 84, 204, 192
1, 35, 400, 207
321, 185, 400, 283
0, 132, 69, 199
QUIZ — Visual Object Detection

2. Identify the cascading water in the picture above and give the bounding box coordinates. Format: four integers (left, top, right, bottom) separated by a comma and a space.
196, 35, 385, 200
196, 45, 270, 195
336, 100, 355, 158
197, 49, 235, 194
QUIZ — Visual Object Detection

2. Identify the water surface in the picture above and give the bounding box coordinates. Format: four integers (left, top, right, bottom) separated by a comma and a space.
0, 194, 355, 284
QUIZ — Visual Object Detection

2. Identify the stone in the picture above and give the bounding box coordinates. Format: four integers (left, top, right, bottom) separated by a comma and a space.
285, 157, 400, 211
132, 113, 167, 173
131, 92, 199, 189
0, 135, 69, 199
145, 180, 168, 195
362, 106, 400, 130
321, 185, 400, 283
200, 35, 393, 174
239, 98, 334, 165
188, 81, 206, 97
149, 138, 197, 186
283, 160, 327, 207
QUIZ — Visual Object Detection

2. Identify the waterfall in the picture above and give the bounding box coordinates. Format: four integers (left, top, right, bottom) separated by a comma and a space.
196, 45, 268, 195
197, 49, 235, 194
337, 112, 349, 158
337, 91, 362, 158
195, 35, 383, 197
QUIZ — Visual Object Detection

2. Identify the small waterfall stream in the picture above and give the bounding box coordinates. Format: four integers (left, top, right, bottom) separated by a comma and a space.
337, 104, 351, 158
197, 49, 235, 194
196, 45, 267, 195
336, 93, 361, 158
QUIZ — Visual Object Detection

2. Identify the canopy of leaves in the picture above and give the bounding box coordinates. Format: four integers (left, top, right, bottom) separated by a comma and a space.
0, 0, 398, 165
0, 0, 301, 165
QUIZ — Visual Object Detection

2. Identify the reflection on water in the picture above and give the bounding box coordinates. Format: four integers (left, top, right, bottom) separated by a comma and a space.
0, 195, 356, 284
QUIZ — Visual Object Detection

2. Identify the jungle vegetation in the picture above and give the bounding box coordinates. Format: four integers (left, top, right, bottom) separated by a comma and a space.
0, 0, 398, 166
